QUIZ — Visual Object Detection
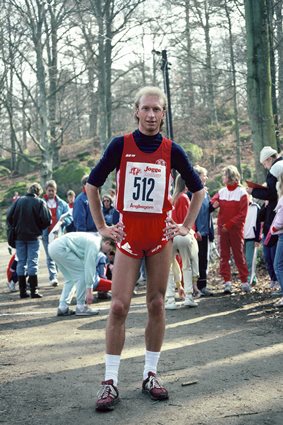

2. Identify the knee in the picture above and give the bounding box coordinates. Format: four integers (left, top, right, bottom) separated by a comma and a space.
110, 299, 128, 321
147, 294, 164, 316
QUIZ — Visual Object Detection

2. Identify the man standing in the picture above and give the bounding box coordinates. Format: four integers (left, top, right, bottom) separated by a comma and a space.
86, 86, 204, 411
247, 146, 283, 289
7, 183, 51, 298
42, 180, 72, 286
73, 175, 97, 232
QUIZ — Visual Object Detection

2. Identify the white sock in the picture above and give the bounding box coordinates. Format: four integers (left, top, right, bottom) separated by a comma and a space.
143, 350, 160, 380
105, 354, 121, 386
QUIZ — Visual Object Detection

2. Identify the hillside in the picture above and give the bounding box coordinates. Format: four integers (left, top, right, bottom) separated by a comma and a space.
0, 126, 256, 239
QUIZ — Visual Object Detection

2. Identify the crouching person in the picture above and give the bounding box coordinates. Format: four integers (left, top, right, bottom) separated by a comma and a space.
48, 232, 115, 316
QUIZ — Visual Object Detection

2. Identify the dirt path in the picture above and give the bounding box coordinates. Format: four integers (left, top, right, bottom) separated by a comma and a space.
0, 242, 282, 425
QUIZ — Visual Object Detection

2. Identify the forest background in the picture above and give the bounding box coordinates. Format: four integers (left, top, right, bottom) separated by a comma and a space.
0, 0, 283, 240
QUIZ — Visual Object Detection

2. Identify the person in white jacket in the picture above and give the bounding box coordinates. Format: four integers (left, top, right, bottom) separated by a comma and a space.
270, 173, 283, 307
244, 196, 261, 286
48, 232, 115, 316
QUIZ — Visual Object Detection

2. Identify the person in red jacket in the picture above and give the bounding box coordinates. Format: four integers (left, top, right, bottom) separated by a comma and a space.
211, 165, 249, 294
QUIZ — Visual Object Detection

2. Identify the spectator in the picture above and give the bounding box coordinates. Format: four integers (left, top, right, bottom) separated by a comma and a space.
270, 172, 283, 307
48, 232, 115, 316
212, 165, 249, 294
93, 242, 116, 300
246, 146, 283, 290
73, 175, 97, 232
165, 174, 199, 309
65, 190, 76, 232
42, 180, 73, 286
194, 165, 215, 296
244, 195, 261, 286
7, 183, 51, 298
12, 191, 20, 203
6, 253, 18, 292
102, 194, 115, 226
106, 249, 115, 280
67, 190, 76, 210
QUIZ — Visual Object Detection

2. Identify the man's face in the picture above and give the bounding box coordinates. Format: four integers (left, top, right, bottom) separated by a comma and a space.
46, 186, 56, 199
136, 95, 165, 136
262, 157, 273, 170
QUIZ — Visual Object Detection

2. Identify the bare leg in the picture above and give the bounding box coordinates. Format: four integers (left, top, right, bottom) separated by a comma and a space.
106, 249, 141, 354
145, 242, 173, 351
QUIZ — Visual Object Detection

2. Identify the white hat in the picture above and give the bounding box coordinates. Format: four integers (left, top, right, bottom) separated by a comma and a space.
259, 146, 277, 163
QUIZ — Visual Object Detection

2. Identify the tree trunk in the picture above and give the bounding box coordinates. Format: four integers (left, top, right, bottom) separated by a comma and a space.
87, 56, 98, 144
97, 11, 108, 151
35, 24, 53, 183
6, 13, 17, 170
244, 0, 276, 181
266, 0, 280, 150
275, 0, 283, 136
224, 0, 241, 174
105, 3, 113, 143
204, 1, 218, 124
46, 2, 60, 167
185, 0, 195, 112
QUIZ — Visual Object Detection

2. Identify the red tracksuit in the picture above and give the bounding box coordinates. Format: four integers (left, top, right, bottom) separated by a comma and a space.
212, 183, 249, 283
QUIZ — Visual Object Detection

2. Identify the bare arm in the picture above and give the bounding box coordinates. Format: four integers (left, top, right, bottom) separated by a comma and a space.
86, 183, 124, 241
165, 188, 205, 239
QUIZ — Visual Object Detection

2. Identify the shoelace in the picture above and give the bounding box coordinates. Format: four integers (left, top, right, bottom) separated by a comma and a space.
148, 375, 162, 389
97, 384, 116, 399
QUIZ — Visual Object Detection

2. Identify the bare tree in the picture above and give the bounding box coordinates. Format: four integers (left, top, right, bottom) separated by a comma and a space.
244, 0, 276, 181
223, 0, 242, 174
275, 0, 283, 134
75, 0, 146, 150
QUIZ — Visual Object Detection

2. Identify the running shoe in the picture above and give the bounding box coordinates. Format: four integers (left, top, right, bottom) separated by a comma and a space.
57, 307, 75, 316
184, 294, 198, 307
165, 297, 177, 310
142, 372, 169, 401
241, 282, 251, 293
75, 305, 99, 316
96, 379, 120, 411
223, 282, 232, 294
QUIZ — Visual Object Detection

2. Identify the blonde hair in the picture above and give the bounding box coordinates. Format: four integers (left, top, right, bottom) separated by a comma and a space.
223, 165, 240, 184
134, 86, 167, 128
277, 173, 283, 198
45, 179, 57, 190
172, 174, 186, 204
194, 165, 207, 176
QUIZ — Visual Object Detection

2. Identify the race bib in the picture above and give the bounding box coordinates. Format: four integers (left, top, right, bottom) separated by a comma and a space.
123, 161, 166, 213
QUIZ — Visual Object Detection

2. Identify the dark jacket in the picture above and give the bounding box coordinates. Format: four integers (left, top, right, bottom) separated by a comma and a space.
7, 194, 51, 241
251, 157, 283, 235
102, 205, 115, 226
